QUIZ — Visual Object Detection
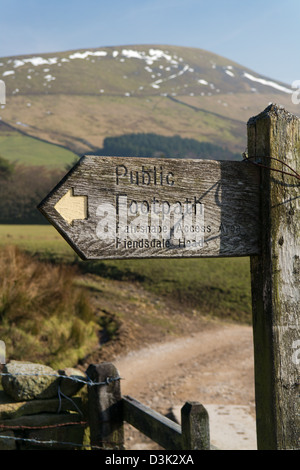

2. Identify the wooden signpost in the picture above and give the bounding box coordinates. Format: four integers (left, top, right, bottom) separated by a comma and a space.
38, 157, 260, 260
38, 104, 299, 450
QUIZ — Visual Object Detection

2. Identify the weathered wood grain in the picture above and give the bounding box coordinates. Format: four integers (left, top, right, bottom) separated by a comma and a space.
122, 396, 210, 451
181, 402, 210, 450
38, 156, 260, 259
86, 363, 124, 450
122, 395, 182, 450
248, 104, 300, 450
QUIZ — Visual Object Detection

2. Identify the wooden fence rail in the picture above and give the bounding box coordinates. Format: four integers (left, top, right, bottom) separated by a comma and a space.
87, 363, 210, 450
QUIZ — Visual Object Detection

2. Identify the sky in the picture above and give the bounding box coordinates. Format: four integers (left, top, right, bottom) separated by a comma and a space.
0, 0, 299, 85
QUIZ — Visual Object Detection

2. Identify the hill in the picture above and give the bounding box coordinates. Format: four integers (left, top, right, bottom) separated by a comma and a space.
0, 44, 299, 162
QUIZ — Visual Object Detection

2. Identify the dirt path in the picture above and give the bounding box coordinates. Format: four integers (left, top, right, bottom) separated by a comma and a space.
114, 322, 257, 450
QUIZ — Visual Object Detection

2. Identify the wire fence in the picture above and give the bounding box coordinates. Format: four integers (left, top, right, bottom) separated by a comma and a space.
242, 154, 300, 181
0, 371, 122, 386
0, 369, 122, 450
0, 433, 107, 450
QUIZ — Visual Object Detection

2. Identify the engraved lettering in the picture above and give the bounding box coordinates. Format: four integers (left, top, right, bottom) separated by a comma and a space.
166, 171, 174, 186
115, 165, 175, 186
130, 170, 139, 185
116, 164, 127, 185
142, 166, 151, 185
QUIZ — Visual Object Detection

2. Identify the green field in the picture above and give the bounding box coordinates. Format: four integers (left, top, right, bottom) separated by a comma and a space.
0, 224, 253, 324
0, 132, 78, 169
0, 224, 76, 259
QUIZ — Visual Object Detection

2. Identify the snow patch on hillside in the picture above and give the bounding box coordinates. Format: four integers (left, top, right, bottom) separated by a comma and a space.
44, 74, 56, 82
69, 50, 107, 60
121, 48, 178, 66
150, 64, 190, 89
13, 57, 58, 67
2, 70, 15, 77
243, 72, 293, 94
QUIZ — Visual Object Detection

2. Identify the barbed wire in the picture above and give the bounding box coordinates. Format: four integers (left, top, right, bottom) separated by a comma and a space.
0, 433, 121, 450
0, 421, 87, 431
0, 370, 123, 449
57, 383, 83, 416
0, 418, 123, 449
0, 371, 122, 386
242, 154, 300, 181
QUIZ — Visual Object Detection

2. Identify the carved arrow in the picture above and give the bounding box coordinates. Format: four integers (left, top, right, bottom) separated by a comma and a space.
54, 188, 87, 225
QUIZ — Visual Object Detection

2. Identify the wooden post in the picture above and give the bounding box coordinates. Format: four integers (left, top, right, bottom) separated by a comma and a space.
248, 104, 300, 450
181, 402, 210, 450
86, 362, 124, 450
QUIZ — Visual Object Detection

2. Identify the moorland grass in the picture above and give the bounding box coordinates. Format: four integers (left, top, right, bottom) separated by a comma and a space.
0, 225, 253, 324
82, 256, 252, 324
0, 244, 98, 368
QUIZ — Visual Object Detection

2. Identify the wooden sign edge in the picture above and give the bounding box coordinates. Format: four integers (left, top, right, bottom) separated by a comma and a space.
37, 157, 89, 260
37, 155, 261, 261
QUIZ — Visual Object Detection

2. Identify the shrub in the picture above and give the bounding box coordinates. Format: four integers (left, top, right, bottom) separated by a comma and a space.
0, 245, 98, 368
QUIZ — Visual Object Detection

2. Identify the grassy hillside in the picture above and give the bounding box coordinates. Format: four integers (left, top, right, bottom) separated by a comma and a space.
0, 224, 75, 259
1, 94, 247, 156
0, 225, 252, 325
82, 257, 252, 324
0, 121, 78, 169
1, 45, 298, 159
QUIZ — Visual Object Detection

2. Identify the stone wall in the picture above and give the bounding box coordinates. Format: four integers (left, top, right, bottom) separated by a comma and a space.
0, 361, 88, 450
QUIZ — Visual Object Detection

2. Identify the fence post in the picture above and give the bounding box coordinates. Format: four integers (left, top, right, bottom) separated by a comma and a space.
181, 402, 210, 450
86, 362, 124, 450
247, 104, 300, 450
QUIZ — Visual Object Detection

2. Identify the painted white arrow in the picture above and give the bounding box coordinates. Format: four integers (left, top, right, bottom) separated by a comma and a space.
54, 188, 87, 225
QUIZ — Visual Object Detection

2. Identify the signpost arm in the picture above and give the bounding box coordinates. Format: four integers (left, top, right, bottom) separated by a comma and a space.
248, 104, 300, 450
